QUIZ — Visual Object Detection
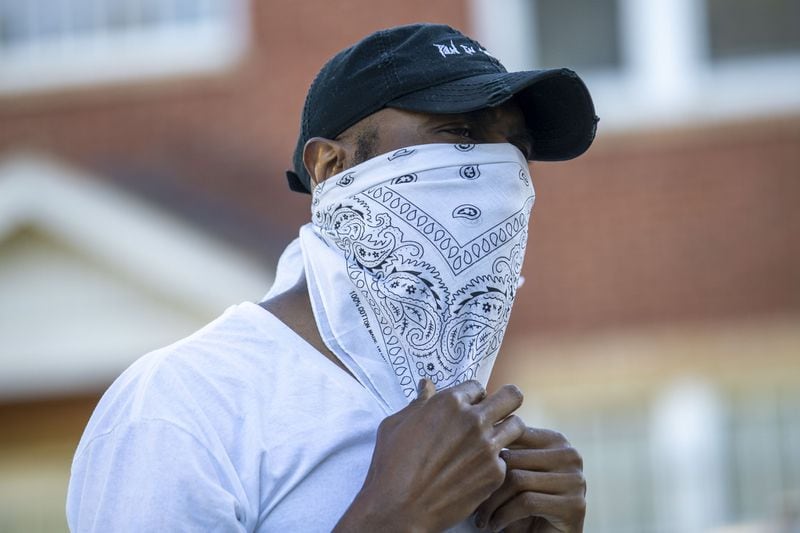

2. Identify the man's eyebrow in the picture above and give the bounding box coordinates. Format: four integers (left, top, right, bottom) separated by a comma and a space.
463, 109, 491, 124
423, 112, 471, 125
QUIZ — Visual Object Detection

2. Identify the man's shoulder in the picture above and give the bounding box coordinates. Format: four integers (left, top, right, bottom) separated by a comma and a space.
66, 301, 281, 532
127, 301, 289, 391
79, 302, 299, 443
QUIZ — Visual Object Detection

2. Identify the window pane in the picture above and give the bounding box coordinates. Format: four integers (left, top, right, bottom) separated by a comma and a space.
0, 1, 32, 47
727, 388, 800, 523
551, 405, 655, 533
0, 0, 248, 93
534, 0, 622, 70
706, 0, 800, 60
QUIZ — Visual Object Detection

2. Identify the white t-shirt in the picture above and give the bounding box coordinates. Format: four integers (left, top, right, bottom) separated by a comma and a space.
67, 302, 388, 531
67, 302, 478, 532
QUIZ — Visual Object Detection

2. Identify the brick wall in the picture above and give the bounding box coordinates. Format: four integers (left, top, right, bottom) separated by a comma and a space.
510, 117, 800, 336
1, 0, 798, 337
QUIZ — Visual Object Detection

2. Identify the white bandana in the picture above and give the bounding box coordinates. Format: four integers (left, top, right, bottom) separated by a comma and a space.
300, 143, 535, 413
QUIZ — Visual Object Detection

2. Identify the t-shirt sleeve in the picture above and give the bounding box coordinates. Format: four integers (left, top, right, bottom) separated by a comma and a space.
67, 418, 248, 533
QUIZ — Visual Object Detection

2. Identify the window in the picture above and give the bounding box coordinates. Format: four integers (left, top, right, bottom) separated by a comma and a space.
533, 380, 800, 532
706, 0, 800, 61
551, 405, 655, 533
470, 0, 800, 130
534, 0, 622, 72
727, 388, 800, 524
0, 0, 248, 94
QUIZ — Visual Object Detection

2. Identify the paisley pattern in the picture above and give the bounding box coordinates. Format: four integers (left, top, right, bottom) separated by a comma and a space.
310, 143, 534, 400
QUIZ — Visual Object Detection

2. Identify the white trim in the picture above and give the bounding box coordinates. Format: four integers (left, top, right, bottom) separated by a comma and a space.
468, 0, 535, 72
0, 153, 270, 308
623, 0, 704, 111
0, 152, 273, 398
650, 379, 727, 532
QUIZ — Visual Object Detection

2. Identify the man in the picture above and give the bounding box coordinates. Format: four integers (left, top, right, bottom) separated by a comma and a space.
67, 23, 596, 532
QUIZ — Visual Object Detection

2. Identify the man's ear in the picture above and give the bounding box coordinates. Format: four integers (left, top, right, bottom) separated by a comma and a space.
303, 137, 347, 188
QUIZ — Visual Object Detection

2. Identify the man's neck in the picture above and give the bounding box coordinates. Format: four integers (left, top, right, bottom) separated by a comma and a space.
260, 278, 356, 380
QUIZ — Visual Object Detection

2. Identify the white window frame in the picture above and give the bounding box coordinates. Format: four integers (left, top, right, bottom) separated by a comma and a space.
0, 0, 249, 95
469, 0, 800, 131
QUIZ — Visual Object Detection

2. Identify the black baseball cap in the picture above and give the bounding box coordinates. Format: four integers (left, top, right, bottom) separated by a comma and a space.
287, 23, 598, 193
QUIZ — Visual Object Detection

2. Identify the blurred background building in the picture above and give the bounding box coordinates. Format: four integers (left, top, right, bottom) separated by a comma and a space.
0, 0, 798, 531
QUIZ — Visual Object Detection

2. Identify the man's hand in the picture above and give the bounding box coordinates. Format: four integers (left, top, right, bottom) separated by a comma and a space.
474, 427, 586, 533
335, 379, 526, 533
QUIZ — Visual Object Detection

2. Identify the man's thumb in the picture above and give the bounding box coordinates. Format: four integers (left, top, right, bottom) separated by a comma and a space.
415, 378, 435, 402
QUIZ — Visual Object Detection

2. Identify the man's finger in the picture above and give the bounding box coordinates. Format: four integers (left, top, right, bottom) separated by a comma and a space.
488, 491, 584, 532
446, 379, 487, 405
507, 427, 569, 450
474, 477, 515, 529
475, 470, 584, 528
477, 384, 524, 424
500, 447, 583, 472
491, 414, 526, 450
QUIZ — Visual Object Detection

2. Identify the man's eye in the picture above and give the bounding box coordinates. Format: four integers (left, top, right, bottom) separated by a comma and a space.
445, 128, 473, 138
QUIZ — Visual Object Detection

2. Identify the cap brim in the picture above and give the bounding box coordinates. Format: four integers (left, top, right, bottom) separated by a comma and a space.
387, 68, 597, 161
